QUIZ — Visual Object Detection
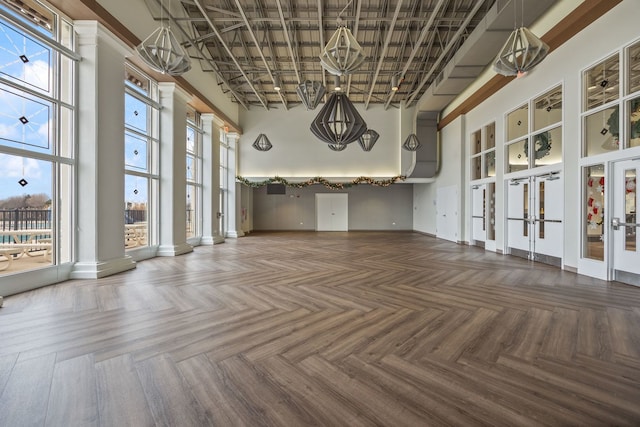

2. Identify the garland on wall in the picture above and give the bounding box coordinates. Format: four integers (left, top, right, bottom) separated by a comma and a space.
236, 175, 407, 190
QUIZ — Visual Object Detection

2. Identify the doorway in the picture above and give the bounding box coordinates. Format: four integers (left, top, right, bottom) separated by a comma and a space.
507, 172, 563, 266
316, 193, 348, 231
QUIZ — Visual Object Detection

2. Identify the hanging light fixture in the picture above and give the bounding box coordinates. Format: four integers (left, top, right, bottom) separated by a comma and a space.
319, 1, 366, 77
358, 129, 379, 152
310, 91, 368, 145
493, 27, 549, 78
492, 1, 548, 78
273, 75, 282, 92
402, 134, 421, 151
136, 0, 191, 76
328, 143, 348, 151
296, 80, 325, 110
252, 133, 273, 151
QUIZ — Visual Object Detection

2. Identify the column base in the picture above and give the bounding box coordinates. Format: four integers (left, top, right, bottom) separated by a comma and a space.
201, 235, 225, 245
156, 243, 193, 257
70, 256, 136, 279
226, 230, 244, 238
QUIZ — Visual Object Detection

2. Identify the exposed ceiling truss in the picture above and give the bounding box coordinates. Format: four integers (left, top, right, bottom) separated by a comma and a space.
148, 0, 499, 109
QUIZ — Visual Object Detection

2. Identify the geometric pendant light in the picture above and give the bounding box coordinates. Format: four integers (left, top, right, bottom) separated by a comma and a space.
328, 143, 348, 151
402, 134, 421, 151
492, 27, 549, 78
296, 80, 326, 110
252, 133, 273, 151
319, 20, 367, 76
358, 129, 379, 151
136, 25, 192, 76
310, 91, 367, 145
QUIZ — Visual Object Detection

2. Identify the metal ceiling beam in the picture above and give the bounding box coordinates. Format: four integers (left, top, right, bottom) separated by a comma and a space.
364, 0, 403, 109
274, 0, 302, 84
384, 0, 447, 110
346, 0, 362, 97
406, 0, 485, 107
233, 0, 288, 109
151, 0, 250, 109
193, 0, 269, 109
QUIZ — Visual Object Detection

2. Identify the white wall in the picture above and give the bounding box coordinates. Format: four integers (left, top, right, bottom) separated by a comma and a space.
413, 116, 465, 237
238, 104, 403, 179
424, 0, 640, 268
252, 184, 414, 231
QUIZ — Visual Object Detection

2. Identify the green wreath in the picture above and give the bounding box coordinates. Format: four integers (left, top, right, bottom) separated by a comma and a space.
524, 131, 552, 160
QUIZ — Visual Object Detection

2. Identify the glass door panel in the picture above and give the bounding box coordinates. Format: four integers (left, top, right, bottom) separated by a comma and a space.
471, 185, 486, 244
583, 165, 605, 261
612, 159, 640, 278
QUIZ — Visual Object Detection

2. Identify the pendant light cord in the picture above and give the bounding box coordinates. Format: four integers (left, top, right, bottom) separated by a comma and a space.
337, 0, 353, 25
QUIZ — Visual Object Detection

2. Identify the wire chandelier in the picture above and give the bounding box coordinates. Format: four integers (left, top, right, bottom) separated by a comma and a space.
358, 129, 379, 151
493, 27, 549, 77
136, 0, 191, 76
296, 80, 326, 110
319, 1, 366, 76
402, 134, 421, 151
252, 134, 273, 151
310, 91, 368, 145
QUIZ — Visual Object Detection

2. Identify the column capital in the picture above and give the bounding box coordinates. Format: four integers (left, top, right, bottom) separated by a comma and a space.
74, 21, 132, 57
158, 82, 192, 104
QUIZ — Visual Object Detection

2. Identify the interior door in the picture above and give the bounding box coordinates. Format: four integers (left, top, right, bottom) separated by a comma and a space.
471, 184, 486, 244
532, 173, 563, 264
612, 159, 639, 281
316, 193, 348, 231
507, 178, 531, 257
437, 185, 458, 243
507, 172, 563, 265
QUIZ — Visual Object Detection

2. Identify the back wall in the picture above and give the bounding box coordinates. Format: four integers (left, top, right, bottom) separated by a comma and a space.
252, 184, 414, 231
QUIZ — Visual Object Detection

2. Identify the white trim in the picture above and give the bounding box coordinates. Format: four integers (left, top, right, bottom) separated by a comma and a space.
70, 257, 136, 279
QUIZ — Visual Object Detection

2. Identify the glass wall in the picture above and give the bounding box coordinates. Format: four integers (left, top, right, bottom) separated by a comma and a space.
0, 0, 76, 275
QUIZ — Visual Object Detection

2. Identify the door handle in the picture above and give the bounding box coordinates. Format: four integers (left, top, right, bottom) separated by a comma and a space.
611, 217, 640, 230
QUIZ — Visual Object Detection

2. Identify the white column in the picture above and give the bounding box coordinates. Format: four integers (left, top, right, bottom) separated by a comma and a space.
71, 21, 136, 279
225, 133, 244, 238
201, 114, 225, 245
157, 83, 193, 256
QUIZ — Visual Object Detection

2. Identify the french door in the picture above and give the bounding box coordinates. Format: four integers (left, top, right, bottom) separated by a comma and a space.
507, 172, 563, 265
612, 159, 639, 283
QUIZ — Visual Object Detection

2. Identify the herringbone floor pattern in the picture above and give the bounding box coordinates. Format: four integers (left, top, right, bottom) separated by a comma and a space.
1, 231, 639, 426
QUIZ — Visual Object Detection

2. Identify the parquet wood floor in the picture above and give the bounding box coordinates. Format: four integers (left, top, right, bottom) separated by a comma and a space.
1, 231, 639, 426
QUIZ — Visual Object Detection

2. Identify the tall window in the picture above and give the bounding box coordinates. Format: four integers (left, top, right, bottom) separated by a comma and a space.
186, 109, 202, 240
0, 1, 76, 275
505, 85, 563, 174
124, 64, 159, 250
